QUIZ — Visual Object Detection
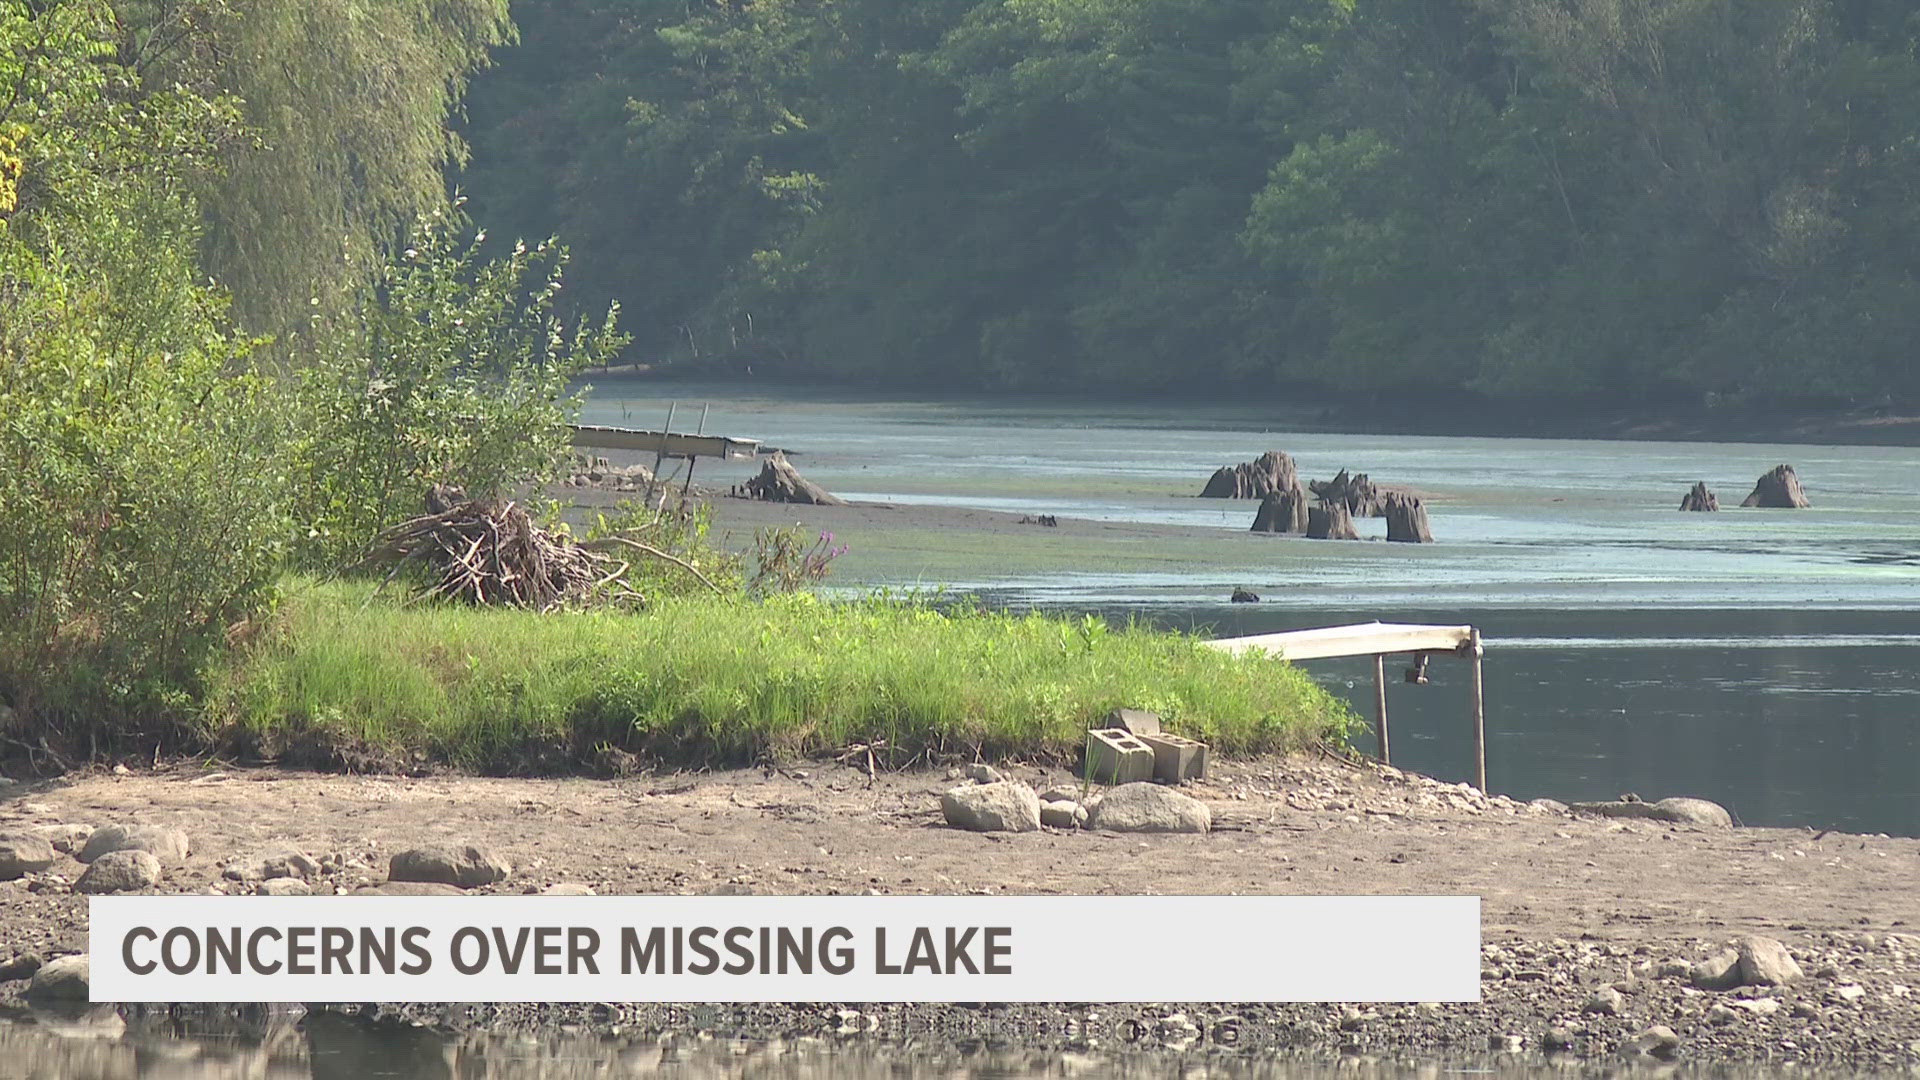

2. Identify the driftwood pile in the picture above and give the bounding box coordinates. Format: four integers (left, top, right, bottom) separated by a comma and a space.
363, 497, 626, 610
362, 489, 721, 611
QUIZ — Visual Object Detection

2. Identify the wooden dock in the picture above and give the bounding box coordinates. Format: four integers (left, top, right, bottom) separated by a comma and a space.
568, 423, 760, 461
567, 402, 761, 497
1205, 621, 1488, 791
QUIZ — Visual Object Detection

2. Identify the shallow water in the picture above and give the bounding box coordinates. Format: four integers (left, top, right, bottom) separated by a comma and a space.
0, 1008, 1889, 1080
582, 382, 1920, 835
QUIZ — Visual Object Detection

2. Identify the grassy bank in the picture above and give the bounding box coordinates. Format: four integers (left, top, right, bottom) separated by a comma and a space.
204, 578, 1354, 771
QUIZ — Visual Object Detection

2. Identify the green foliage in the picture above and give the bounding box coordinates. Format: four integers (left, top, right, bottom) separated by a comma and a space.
461, 0, 1920, 408
111, 0, 516, 339
584, 497, 745, 600
289, 200, 628, 567
0, 0, 286, 740
206, 577, 1355, 770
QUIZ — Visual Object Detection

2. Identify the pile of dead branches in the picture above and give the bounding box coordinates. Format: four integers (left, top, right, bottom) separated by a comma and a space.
360, 498, 619, 610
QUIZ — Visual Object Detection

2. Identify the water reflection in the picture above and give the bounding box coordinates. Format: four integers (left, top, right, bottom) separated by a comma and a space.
0, 1011, 1883, 1080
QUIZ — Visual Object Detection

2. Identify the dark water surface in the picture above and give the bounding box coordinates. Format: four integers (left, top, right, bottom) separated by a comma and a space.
585, 382, 1920, 836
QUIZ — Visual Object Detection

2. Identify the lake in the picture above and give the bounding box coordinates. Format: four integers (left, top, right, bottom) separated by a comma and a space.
582, 381, 1920, 836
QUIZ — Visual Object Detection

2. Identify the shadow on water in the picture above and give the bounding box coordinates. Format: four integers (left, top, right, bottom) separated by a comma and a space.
0, 1008, 1881, 1080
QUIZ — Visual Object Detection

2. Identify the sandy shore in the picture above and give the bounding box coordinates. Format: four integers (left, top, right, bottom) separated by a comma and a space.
2, 758, 1916, 1066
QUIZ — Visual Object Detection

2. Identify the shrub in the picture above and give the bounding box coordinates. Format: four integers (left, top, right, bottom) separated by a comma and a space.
288, 199, 627, 568
0, 4, 286, 744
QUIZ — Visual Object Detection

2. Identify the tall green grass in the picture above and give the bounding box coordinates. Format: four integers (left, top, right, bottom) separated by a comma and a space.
204, 578, 1354, 770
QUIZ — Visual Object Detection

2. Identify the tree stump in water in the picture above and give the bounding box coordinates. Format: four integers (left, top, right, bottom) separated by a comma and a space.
1202, 450, 1300, 499
1307, 500, 1360, 540
1740, 464, 1810, 508
1383, 493, 1433, 543
1679, 481, 1719, 512
1249, 486, 1309, 534
1309, 469, 1383, 516
742, 452, 846, 506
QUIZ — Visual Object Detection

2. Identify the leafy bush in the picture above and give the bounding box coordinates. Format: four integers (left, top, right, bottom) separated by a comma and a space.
0, 1, 286, 745
289, 199, 627, 568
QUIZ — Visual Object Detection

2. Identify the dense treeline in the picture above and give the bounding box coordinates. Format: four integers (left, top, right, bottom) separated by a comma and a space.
461, 0, 1920, 407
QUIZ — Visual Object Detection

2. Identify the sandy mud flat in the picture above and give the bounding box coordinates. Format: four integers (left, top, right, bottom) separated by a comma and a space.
1, 758, 1916, 1067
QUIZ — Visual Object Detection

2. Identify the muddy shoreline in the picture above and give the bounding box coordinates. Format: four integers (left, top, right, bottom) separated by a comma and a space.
2, 758, 1916, 1068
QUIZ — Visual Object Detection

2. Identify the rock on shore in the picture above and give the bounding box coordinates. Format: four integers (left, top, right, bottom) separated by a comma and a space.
1086, 783, 1210, 833
388, 843, 511, 888
941, 782, 1041, 833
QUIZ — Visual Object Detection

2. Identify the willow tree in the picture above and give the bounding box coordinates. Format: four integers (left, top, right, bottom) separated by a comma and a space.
119, 0, 514, 339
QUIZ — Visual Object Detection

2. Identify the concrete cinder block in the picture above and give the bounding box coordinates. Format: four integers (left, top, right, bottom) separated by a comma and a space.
1085, 728, 1156, 785
1104, 708, 1162, 736
1141, 732, 1209, 782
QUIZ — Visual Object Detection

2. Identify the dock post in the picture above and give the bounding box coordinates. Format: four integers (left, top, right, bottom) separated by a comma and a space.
1470, 628, 1486, 792
680, 402, 708, 498
648, 401, 677, 507
1373, 654, 1390, 764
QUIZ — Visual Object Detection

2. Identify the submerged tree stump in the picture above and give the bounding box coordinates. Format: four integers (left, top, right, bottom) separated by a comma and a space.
742, 452, 846, 506
1679, 481, 1719, 512
1306, 500, 1360, 540
1250, 486, 1309, 534
1383, 493, 1433, 543
1202, 450, 1300, 499
1309, 469, 1384, 517
1740, 464, 1810, 508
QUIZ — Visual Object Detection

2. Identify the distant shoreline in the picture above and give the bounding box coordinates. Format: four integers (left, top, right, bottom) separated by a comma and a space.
575, 370, 1920, 449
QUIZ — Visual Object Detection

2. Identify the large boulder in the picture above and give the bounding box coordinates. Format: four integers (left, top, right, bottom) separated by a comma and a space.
1736, 936, 1803, 986
388, 843, 512, 888
74, 849, 163, 893
79, 824, 190, 866
941, 781, 1042, 833
24, 956, 89, 1002
1202, 450, 1300, 500
0, 832, 58, 879
1741, 464, 1810, 508
1087, 783, 1211, 834
1693, 936, 1802, 990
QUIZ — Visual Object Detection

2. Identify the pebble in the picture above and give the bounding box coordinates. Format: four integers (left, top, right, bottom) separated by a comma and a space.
1583, 986, 1624, 1016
